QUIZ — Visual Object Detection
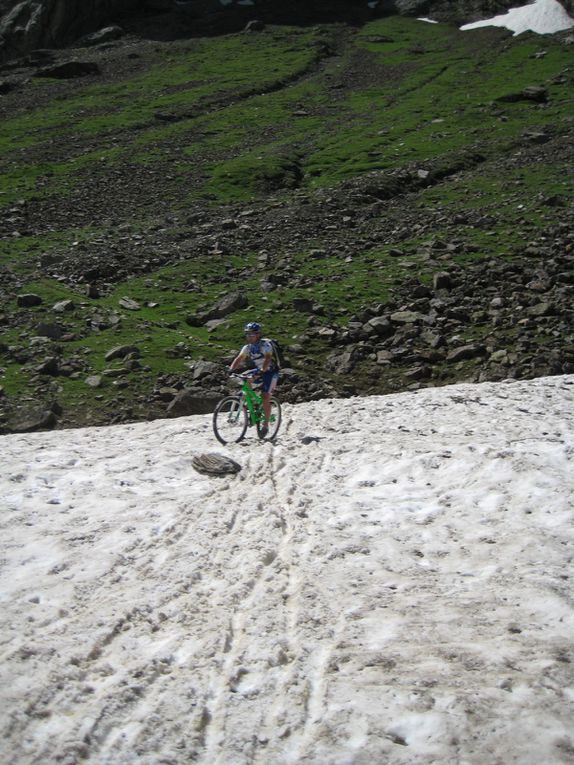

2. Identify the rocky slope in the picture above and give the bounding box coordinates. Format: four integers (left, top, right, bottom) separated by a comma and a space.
3, 0, 571, 61
0, 10, 573, 432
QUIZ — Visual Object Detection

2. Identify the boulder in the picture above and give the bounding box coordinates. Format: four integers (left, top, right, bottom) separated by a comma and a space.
446, 344, 486, 363
8, 407, 58, 433
166, 389, 220, 417
52, 299, 74, 312
498, 86, 548, 104
433, 272, 453, 291
390, 310, 425, 325
119, 296, 140, 311
327, 348, 359, 374
198, 292, 248, 323
0, 0, 139, 61
244, 19, 265, 32
36, 356, 60, 375
192, 453, 242, 476
105, 345, 140, 361
527, 302, 551, 317
35, 322, 63, 339
78, 25, 123, 46
190, 360, 219, 380
292, 297, 314, 313
366, 316, 393, 337
405, 365, 431, 381
34, 61, 101, 78
17, 293, 43, 307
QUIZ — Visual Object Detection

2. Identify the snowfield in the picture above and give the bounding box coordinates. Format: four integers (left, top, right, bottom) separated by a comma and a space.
460, 0, 574, 35
1, 376, 574, 764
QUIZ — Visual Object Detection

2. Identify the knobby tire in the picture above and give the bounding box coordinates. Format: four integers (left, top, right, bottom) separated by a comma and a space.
213, 396, 248, 445
257, 397, 282, 441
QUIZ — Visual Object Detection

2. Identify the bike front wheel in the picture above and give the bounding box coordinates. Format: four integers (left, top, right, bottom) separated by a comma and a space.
257, 397, 282, 441
213, 396, 248, 445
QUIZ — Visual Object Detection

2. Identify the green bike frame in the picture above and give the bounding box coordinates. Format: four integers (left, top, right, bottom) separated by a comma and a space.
241, 379, 275, 427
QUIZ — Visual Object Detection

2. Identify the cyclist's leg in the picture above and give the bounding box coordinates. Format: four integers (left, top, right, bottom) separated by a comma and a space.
261, 372, 279, 424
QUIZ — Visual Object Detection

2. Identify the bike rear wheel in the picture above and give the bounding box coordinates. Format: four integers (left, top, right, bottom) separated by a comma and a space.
213, 396, 248, 444
257, 397, 282, 441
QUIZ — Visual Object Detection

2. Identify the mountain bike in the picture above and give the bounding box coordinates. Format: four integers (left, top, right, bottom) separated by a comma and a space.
213, 372, 282, 445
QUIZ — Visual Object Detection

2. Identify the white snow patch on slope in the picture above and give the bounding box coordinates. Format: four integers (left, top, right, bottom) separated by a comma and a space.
1, 376, 574, 764
461, 0, 574, 35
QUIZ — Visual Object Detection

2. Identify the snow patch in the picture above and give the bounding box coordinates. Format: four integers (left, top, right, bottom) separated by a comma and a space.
1, 376, 574, 763
461, 0, 574, 35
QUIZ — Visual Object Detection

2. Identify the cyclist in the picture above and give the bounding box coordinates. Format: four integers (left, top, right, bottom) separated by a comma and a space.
228, 322, 279, 438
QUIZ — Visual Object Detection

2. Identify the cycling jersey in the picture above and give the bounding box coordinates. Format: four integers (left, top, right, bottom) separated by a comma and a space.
239, 340, 277, 371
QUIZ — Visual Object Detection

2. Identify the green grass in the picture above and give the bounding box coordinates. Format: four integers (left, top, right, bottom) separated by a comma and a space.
0, 26, 322, 210
2, 16, 573, 425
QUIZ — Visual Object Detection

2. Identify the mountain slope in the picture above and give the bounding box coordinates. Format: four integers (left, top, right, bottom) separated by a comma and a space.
1, 14, 573, 431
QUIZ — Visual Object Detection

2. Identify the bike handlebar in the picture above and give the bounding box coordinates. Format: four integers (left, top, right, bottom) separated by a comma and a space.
229, 370, 260, 379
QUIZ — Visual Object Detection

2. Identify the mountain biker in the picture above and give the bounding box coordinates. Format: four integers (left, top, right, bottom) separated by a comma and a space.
228, 321, 279, 438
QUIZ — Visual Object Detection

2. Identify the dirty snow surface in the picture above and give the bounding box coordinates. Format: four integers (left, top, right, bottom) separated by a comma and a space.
461, 0, 574, 35
2, 376, 574, 765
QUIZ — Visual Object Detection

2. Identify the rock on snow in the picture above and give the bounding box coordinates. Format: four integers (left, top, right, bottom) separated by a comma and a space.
1, 376, 573, 763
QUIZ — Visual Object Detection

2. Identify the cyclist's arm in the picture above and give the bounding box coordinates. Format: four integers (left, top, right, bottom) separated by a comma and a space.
229, 346, 248, 372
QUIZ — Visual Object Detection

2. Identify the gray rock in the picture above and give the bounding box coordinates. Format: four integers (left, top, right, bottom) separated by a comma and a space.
199, 291, 248, 323
17, 293, 43, 307
366, 316, 393, 337
166, 389, 220, 417
0, 78, 15, 93
8, 408, 58, 433
420, 330, 446, 349
527, 302, 551, 317
192, 453, 242, 476
446, 344, 486, 363
522, 131, 550, 145
0, 1, 138, 60
316, 326, 338, 343
79, 25, 123, 46
244, 19, 265, 32
497, 86, 548, 104
433, 272, 453, 291
377, 350, 393, 365
34, 61, 101, 78
327, 348, 359, 374
53, 299, 74, 312
292, 297, 314, 313
390, 311, 424, 325
405, 365, 431, 381
119, 296, 140, 311
85, 375, 102, 387
190, 360, 219, 380
35, 322, 63, 339
260, 276, 277, 292
156, 386, 178, 402
105, 345, 140, 361
522, 86, 549, 103
36, 357, 60, 375
300, 435, 321, 445
204, 318, 227, 332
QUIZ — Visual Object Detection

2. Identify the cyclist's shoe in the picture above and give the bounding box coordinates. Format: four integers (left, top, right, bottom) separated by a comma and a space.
259, 424, 268, 439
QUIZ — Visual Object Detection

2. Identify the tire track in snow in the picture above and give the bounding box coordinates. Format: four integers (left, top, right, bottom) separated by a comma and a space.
200, 438, 296, 763
248, 438, 351, 764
